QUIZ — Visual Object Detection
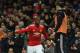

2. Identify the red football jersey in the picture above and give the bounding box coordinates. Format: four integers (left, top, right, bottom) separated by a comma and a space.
16, 24, 46, 46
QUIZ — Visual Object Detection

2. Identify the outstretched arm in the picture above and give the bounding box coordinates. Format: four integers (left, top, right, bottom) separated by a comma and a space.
15, 26, 30, 34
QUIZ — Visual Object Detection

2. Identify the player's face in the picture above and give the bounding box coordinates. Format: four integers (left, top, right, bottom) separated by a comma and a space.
35, 18, 40, 25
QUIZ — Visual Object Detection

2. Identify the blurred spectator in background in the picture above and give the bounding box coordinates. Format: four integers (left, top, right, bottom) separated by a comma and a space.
0, 23, 8, 53
14, 25, 25, 53
0, 0, 80, 53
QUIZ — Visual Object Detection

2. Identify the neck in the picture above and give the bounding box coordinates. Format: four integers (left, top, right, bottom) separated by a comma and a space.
35, 24, 39, 27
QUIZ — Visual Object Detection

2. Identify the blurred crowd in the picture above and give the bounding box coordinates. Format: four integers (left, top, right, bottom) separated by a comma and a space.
0, 0, 80, 53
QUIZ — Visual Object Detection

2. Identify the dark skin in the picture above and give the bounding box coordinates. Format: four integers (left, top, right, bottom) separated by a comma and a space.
33, 17, 46, 34
34, 17, 40, 26
16, 16, 46, 35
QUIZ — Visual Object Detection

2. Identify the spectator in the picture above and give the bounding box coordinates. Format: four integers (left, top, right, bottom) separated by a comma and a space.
0, 0, 80, 53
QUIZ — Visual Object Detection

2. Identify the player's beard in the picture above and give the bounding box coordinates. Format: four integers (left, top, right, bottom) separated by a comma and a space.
35, 21, 40, 26
35, 23, 39, 27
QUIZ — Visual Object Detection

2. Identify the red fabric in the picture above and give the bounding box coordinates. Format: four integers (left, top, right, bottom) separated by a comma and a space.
47, 45, 52, 48
33, 13, 39, 17
44, 33, 48, 39
16, 24, 46, 46
34, 5, 41, 10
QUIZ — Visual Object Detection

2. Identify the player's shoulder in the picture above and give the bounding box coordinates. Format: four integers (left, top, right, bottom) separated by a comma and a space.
29, 24, 35, 27
40, 24, 45, 28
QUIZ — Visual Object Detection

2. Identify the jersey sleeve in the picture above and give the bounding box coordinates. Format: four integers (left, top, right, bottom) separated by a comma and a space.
41, 25, 48, 39
42, 25, 46, 33
16, 25, 31, 34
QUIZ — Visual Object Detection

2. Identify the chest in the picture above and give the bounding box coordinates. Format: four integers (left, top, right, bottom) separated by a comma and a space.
31, 26, 44, 33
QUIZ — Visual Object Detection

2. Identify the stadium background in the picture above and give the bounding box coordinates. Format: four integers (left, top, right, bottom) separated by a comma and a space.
0, 0, 80, 53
